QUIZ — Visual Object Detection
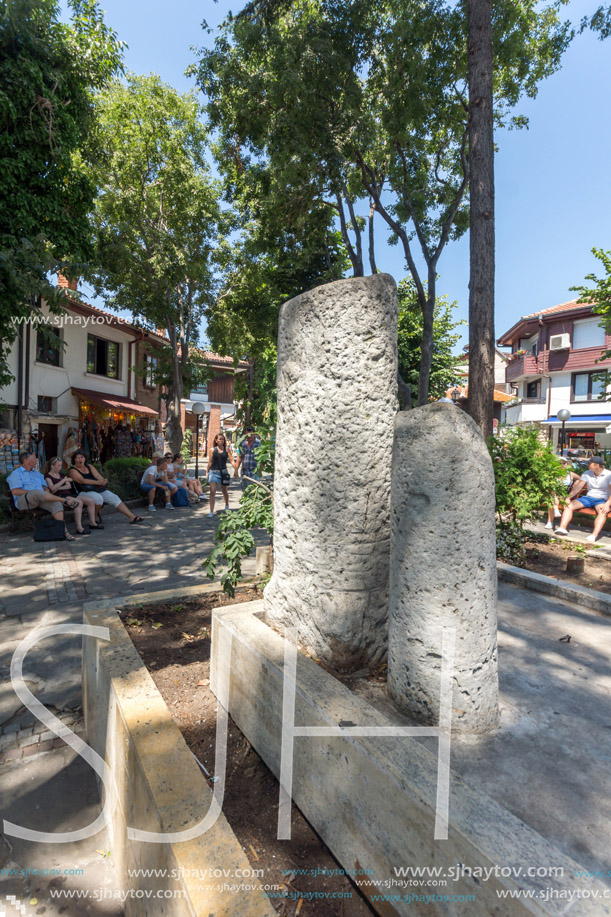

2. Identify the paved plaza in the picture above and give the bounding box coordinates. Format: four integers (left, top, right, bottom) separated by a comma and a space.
0, 485, 265, 914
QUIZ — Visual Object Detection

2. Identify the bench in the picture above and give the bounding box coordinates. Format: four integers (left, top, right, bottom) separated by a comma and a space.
4, 480, 100, 533
4, 481, 45, 532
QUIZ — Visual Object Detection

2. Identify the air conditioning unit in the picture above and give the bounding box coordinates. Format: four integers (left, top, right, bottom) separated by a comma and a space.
549, 333, 570, 351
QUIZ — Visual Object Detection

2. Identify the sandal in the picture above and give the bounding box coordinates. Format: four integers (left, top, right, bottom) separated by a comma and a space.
65, 532, 76, 542
130, 516, 144, 524
75, 528, 90, 535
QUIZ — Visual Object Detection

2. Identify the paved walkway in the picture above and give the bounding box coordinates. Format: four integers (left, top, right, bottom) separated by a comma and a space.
0, 485, 266, 915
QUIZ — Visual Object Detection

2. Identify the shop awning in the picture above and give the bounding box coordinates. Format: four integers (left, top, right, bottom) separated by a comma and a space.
72, 387, 158, 417
543, 415, 611, 426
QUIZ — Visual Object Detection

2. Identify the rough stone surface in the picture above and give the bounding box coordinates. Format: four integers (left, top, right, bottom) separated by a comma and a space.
388, 403, 499, 732
264, 274, 398, 670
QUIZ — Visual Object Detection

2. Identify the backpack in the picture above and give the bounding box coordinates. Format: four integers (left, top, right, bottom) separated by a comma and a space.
33, 517, 66, 542
171, 487, 190, 508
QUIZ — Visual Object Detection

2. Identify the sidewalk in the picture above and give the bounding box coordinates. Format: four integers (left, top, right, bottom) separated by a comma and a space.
0, 483, 267, 914
526, 517, 611, 558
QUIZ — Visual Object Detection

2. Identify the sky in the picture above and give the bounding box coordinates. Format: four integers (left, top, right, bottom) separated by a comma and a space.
71, 0, 611, 351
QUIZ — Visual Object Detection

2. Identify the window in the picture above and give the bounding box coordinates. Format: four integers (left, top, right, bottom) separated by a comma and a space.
572, 318, 605, 350
526, 380, 541, 400
36, 329, 61, 366
572, 371, 607, 402
144, 354, 158, 387
37, 395, 57, 413
87, 334, 120, 379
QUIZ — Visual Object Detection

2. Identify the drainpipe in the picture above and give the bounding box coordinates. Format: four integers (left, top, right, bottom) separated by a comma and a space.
17, 326, 23, 447
25, 322, 31, 412
542, 318, 553, 444
128, 339, 133, 400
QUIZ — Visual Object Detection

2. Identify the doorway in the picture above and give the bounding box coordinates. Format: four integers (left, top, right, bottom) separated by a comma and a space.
38, 424, 58, 465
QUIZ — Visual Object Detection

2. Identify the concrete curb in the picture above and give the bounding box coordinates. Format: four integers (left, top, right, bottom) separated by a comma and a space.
497, 561, 611, 617
82, 579, 273, 917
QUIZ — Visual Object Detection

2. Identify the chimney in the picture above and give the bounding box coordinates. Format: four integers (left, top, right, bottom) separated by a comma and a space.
57, 272, 78, 292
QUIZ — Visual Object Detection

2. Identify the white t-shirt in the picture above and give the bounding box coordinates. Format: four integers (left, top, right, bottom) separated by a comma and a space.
581, 468, 611, 501
141, 465, 159, 485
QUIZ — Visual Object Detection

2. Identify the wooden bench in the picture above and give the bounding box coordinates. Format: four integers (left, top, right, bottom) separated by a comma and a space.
4, 480, 45, 532
4, 479, 93, 533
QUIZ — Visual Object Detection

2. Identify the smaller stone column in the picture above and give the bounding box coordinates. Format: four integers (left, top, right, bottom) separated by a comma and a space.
388, 403, 499, 733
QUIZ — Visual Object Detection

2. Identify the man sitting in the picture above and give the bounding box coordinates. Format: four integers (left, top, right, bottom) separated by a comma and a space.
555, 455, 611, 543
7, 452, 78, 538
140, 457, 175, 511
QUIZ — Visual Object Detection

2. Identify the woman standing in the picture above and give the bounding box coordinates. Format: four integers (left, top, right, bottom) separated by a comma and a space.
206, 433, 237, 517
44, 457, 98, 535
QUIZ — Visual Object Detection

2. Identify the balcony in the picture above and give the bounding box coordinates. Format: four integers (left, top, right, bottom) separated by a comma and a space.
505, 353, 540, 383
503, 399, 548, 425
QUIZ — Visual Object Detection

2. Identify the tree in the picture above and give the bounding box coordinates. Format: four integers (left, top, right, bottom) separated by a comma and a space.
192, 0, 571, 404
572, 248, 611, 374
0, 0, 123, 384
397, 279, 465, 401
89, 74, 224, 452
467, 0, 495, 437
205, 211, 348, 425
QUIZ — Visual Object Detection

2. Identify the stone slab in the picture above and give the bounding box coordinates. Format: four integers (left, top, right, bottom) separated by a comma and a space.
83, 583, 274, 917
211, 600, 610, 916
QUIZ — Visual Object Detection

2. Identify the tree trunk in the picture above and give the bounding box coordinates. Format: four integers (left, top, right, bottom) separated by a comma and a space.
368, 197, 378, 275
245, 359, 255, 425
467, 0, 495, 438
417, 275, 436, 406
164, 327, 184, 454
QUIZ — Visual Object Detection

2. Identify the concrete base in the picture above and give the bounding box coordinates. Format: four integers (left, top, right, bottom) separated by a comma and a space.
211, 598, 611, 916
82, 583, 274, 917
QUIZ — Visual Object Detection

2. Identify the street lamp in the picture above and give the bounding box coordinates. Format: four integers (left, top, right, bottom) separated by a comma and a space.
557, 408, 571, 455
192, 402, 206, 479
450, 386, 462, 404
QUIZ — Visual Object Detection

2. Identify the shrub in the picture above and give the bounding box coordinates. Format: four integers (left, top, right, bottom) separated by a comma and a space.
181, 429, 193, 462
204, 423, 275, 596
488, 427, 564, 525
102, 457, 151, 501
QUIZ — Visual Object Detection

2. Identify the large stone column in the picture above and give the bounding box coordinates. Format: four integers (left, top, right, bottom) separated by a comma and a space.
264, 274, 398, 671
388, 403, 499, 733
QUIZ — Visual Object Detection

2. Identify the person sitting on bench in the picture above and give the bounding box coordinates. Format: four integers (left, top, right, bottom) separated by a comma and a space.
555, 455, 611, 543
7, 452, 79, 541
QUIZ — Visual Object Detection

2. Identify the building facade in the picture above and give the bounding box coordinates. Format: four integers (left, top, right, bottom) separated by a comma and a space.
498, 300, 611, 453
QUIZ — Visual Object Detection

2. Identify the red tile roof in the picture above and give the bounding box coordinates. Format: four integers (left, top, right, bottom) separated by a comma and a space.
521, 299, 594, 319
445, 384, 514, 404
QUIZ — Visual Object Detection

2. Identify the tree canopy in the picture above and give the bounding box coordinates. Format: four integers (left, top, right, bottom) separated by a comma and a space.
192, 0, 572, 404
0, 0, 123, 384
88, 73, 224, 451
397, 279, 465, 401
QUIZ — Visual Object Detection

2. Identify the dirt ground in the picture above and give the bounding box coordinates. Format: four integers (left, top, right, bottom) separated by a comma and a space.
523, 535, 611, 593
122, 588, 374, 917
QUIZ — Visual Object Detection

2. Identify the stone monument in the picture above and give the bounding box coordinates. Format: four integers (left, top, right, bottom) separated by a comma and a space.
264, 274, 398, 671
387, 402, 499, 733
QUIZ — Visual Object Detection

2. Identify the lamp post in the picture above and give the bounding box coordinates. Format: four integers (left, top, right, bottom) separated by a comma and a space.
450, 386, 462, 404
557, 408, 571, 456
191, 402, 206, 479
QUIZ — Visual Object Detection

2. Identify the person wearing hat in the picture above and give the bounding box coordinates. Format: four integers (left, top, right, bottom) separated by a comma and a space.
234, 426, 261, 490
545, 456, 582, 529
555, 455, 611, 542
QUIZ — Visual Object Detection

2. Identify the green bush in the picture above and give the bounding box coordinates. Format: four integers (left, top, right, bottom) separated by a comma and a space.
102, 457, 151, 501
204, 423, 275, 596
181, 429, 193, 462
489, 428, 564, 525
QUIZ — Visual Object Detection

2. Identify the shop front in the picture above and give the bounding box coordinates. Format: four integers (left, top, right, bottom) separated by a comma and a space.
71, 387, 159, 461
544, 414, 611, 457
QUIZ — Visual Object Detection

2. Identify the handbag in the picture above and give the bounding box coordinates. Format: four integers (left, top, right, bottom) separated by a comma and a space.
76, 482, 106, 493
33, 517, 66, 542
220, 469, 231, 486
